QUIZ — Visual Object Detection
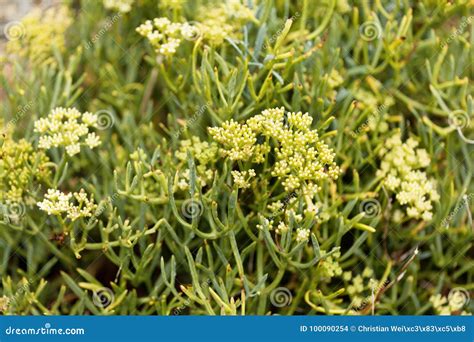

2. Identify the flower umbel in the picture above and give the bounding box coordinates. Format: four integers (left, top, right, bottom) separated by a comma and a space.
136, 18, 198, 58
376, 133, 439, 221
6, 7, 72, 66
209, 107, 340, 192
231, 169, 256, 189
37, 189, 97, 222
0, 136, 51, 203
34, 107, 102, 156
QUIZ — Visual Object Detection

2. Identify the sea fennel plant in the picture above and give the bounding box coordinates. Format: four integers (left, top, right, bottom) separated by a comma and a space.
0, 0, 472, 316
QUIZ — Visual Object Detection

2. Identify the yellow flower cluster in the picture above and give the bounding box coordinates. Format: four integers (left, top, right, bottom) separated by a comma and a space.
0, 136, 51, 203
103, 0, 134, 13
318, 250, 343, 279
37, 189, 97, 222
136, 18, 198, 58
343, 267, 377, 308
6, 7, 72, 66
175, 137, 218, 190
295, 228, 310, 243
376, 133, 439, 221
195, 0, 256, 45
34, 107, 102, 157
209, 107, 340, 192
231, 169, 256, 189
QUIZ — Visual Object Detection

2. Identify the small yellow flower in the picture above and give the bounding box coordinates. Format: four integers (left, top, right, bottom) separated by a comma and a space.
231, 169, 256, 189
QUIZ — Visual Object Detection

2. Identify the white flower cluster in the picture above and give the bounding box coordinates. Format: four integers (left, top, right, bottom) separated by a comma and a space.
34, 107, 101, 156
376, 133, 439, 221
37, 189, 97, 221
209, 107, 340, 193
295, 228, 310, 243
136, 18, 197, 57
103, 0, 134, 13
231, 169, 256, 189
